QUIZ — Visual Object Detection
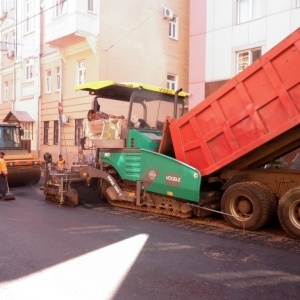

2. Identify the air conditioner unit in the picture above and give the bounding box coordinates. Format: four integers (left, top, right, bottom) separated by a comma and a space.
7, 50, 14, 58
162, 7, 174, 19
62, 114, 70, 124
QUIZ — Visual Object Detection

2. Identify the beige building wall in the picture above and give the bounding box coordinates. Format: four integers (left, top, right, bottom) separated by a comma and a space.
40, 0, 190, 166
98, 0, 189, 85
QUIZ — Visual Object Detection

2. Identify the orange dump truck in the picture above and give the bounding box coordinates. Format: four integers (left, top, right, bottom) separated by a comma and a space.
169, 27, 300, 239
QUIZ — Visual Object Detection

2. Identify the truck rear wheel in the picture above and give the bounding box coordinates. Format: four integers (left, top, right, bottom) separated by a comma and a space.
278, 187, 300, 239
221, 182, 276, 231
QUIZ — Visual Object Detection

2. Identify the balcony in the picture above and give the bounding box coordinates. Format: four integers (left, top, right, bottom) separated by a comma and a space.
44, 11, 99, 48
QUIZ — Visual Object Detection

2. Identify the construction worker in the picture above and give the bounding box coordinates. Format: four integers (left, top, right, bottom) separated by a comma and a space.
56, 154, 66, 172
87, 109, 124, 121
0, 151, 8, 198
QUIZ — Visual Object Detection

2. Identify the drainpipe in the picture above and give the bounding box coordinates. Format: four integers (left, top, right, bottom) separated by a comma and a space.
36, 2, 43, 157
12, 62, 16, 111
11, 0, 17, 111
58, 58, 63, 156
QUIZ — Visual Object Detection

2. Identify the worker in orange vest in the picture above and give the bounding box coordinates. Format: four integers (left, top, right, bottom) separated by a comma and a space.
56, 154, 66, 172
0, 151, 8, 198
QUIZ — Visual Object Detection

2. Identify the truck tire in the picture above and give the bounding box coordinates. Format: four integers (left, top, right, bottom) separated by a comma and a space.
278, 187, 300, 239
221, 182, 276, 231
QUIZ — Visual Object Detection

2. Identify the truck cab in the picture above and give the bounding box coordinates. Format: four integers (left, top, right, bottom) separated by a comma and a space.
0, 124, 22, 148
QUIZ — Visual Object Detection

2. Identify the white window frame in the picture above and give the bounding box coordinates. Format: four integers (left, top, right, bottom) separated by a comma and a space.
77, 60, 86, 85
23, 129, 31, 140
237, 0, 262, 24
236, 47, 261, 73
56, 67, 61, 90
25, 58, 34, 80
55, 0, 67, 17
3, 0, 14, 11
46, 70, 51, 93
167, 74, 178, 90
88, 0, 94, 12
169, 17, 178, 40
4, 81, 8, 101
25, 0, 35, 33
23, 123, 31, 140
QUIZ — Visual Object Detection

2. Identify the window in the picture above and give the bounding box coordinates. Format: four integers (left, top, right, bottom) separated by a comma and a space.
46, 70, 51, 93
75, 119, 83, 146
169, 17, 178, 39
25, 0, 35, 32
78, 61, 86, 85
25, 58, 34, 80
237, 47, 261, 73
55, 0, 67, 17
53, 120, 59, 145
88, 0, 94, 12
56, 67, 61, 90
4, 81, 8, 101
43, 121, 49, 145
22, 123, 31, 139
298, 0, 300, 7
237, 0, 262, 23
3, 0, 8, 12
3, 0, 14, 11
167, 74, 178, 90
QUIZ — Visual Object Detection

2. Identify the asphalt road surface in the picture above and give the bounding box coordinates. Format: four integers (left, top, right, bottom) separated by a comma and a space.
0, 183, 299, 300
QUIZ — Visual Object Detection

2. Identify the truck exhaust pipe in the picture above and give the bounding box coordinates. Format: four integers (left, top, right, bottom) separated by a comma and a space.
174, 88, 182, 119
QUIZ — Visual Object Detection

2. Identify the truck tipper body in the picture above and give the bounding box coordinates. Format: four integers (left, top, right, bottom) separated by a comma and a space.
170, 27, 300, 176
44, 28, 300, 240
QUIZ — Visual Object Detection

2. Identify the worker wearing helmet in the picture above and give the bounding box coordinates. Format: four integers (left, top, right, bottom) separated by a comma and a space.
0, 151, 8, 198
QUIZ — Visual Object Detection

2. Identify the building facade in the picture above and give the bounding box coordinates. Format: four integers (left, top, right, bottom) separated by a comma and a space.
0, 0, 41, 153
189, 0, 300, 108
0, 0, 189, 166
